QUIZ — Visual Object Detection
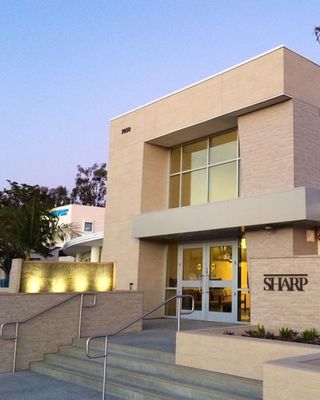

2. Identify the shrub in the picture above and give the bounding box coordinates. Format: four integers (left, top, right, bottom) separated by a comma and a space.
300, 328, 318, 342
244, 324, 266, 338
278, 327, 295, 340
224, 329, 234, 335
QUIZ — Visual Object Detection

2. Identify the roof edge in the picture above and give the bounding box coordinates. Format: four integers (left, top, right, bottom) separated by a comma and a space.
110, 45, 286, 122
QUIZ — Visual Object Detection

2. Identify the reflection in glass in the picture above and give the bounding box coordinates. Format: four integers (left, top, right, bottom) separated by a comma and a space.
208, 161, 237, 202
210, 246, 232, 281
182, 248, 202, 280
239, 238, 248, 289
166, 243, 178, 288
169, 175, 180, 208
181, 169, 207, 206
238, 290, 250, 321
170, 147, 181, 174
209, 131, 237, 164
209, 287, 232, 313
165, 289, 177, 316
182, 140, 207, 171
182, 287, 202, 311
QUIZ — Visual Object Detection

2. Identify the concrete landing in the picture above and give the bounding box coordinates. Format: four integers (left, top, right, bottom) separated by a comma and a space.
109, 317, 235, 352
0, 371, 117, 400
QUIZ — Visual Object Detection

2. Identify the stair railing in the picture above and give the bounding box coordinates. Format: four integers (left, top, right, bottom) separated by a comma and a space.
85, 294, 194, 400
0, 292, 97, 373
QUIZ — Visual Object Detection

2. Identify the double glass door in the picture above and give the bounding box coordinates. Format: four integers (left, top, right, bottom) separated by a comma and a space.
177, 241, 238, 322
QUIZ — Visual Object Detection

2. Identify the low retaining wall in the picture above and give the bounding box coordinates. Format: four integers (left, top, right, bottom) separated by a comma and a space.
264, 353, 320, 400
176, 329, 320, 380
0, 291, 143, 373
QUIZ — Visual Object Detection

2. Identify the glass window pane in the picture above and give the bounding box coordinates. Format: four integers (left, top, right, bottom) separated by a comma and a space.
209, 161, 237, 202
182, 140, 207, 171
166, 243, 178, 287
169, 175, 180, 208
210, 246, 233, 280
170, 148, 181, 174
182, 287, 202, 311
209, 131, 237, 164
181, 169, 207, 206
182, 248, 202, 280
209, 288, 232, 313
165, 289, 177, 316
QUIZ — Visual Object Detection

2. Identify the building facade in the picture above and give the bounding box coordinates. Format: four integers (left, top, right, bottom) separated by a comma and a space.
102, 47, 320, 328
52, 204, 105, 262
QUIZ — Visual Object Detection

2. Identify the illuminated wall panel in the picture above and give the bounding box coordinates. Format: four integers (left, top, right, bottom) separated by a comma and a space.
20, 261, 114, 293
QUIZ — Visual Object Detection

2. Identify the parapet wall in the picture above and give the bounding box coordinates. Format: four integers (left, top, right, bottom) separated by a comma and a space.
0, 291, 143, 373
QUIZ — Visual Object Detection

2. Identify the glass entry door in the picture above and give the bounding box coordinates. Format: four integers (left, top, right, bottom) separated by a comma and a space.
177, 241, 238, 322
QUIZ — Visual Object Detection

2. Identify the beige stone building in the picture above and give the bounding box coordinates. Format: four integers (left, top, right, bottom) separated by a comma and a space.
102, 46, 320, 328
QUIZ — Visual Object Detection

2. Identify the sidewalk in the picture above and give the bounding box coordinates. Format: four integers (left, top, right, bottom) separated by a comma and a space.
0, 371, 117, 400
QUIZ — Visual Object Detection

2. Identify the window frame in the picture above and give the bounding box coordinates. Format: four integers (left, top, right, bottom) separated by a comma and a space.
169, 130, 240, 208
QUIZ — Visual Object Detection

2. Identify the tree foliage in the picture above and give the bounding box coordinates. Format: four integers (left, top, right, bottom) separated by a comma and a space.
0, 182, 75, 277
70, 163, 107, 207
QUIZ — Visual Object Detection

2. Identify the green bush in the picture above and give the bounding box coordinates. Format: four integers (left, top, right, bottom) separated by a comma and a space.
300, 328, 318, 342
279, 327, 295, 340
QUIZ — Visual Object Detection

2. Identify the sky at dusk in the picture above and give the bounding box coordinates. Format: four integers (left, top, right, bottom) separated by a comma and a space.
1, 0, 320, 190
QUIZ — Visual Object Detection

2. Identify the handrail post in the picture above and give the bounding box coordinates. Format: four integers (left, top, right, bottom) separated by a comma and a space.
177, 296, 182, 332
102, 336, 108, 400
78, 293, 84, 339
12, 323, 19, 373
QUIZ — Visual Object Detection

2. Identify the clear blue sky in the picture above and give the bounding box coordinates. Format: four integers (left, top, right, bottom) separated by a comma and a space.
1, 0, 319, 190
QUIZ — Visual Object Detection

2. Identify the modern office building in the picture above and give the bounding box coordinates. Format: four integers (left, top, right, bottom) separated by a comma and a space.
102, 46, 320, 329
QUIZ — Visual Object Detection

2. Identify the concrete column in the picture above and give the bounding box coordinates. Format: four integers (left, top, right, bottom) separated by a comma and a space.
75, 253, 82, 262
90, 246, 100, 262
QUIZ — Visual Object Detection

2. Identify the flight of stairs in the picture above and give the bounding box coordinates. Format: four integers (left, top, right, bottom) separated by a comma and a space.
30, 338, 262, 399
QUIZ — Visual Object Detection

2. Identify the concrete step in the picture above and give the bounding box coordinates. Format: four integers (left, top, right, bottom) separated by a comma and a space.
30, 339, 262, 400
73, 338, 175, 364
30, 361, 174, 400
58, 343, 262, 399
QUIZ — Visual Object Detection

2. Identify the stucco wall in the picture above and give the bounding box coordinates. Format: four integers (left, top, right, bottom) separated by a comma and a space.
0, 291, 143, 373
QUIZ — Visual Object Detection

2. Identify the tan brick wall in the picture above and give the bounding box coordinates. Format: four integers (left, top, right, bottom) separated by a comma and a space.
250, 256, 320, 330
140, 143, 169, 213
239, 101, 294, 197
246, 228, 294, 259
293, 99, 320, 190
0, 291, 143, 373
284, 48, 320, 108
137, 240, 167, 312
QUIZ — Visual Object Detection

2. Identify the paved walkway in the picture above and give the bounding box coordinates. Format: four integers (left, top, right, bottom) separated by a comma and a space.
0, 371, 115, 400
0, 318, 234, 399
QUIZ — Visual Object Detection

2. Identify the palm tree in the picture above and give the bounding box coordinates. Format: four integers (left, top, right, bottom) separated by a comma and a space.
0, 188, 76, 278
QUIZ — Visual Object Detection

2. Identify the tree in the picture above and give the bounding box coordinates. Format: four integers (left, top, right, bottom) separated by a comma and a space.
315, 26, 320, 42
70, 163, 107, 207
0, 183, 75, 278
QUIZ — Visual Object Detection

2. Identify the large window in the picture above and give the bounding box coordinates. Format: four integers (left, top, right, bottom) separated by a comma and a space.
169, 131, 239, 208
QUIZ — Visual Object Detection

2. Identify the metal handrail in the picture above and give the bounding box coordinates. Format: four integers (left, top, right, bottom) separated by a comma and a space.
85, 294, 194, 400
0, 292, 97, 373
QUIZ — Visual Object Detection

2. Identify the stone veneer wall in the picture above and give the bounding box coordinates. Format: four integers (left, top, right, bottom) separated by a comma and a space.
0, 291, 143, 373
250, 256, 320, 330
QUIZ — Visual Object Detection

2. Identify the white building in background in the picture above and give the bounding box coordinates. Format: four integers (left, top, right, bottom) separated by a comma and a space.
31, 204, 105, 262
